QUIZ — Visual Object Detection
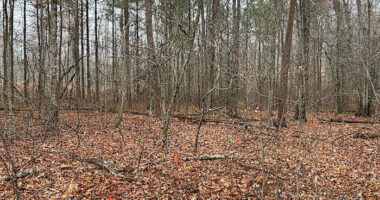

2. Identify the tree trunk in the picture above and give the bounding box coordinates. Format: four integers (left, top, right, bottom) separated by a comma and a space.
276, 0, 297, 125
294, 0, 310, 122
112, 0, 117, 105
364, 0, 375, 116
86, 0, 91, 99
208, 0, 219, 109
115, 0, 130, 128
74, 0, 81, 110
227, 0, 240, 118
134, 0, 140, 105
95, 0, 99, 102
23, 0, 28, 99
37, 2, 46, 119
48, 0, 59, 123
9, 0, 14, 102
81, 0, 85, 99
2, 0, 9, 110
333, 0, 343, 114
145, 0, 161, 116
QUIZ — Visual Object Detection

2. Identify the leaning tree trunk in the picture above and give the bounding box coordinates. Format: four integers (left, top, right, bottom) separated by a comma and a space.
277, 0, 297, 126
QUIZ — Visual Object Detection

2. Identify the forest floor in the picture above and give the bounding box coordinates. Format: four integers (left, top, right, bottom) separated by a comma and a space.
0, 110, 379, 199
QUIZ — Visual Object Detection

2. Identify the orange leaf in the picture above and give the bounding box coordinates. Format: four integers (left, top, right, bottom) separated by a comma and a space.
69, 112, 74, 116
238, 137, 241, 144
185, 119, 188, 125
106, 146, 110, 151
255, 115, 258, 120
264, 129, 268, 134
108, 196, 112, 200
289, 127, 293, 132
122, 113, 126, 119
96, 110, 99, 114
313, 119, 317, 128
174, 153, 178, 164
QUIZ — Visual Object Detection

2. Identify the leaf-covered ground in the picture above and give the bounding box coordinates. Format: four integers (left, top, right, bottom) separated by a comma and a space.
1, 111, 379, 199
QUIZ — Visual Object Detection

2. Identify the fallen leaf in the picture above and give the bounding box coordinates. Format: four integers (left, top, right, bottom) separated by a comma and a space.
174, 153, 178, 164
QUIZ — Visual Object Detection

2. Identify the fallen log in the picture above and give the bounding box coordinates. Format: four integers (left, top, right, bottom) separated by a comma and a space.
352, 132, 380, 139
235, 161, 286, 181
318, 117, 378, 124
69, 152, 134, 182
195, 119, 277, 130
181, 151, 236, 161
118, 110, 276, 130
2, 168, 41, 182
